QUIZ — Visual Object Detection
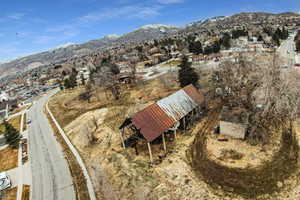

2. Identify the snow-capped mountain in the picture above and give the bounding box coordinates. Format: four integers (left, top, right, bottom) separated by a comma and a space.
54, 43, 75, 49
103, 34, 120, 40
188, 16, 228, 27
138, 24, 178, 30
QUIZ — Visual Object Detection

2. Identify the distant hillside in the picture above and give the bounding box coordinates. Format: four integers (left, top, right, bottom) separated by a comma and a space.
0, 24, 179, 78
189, 12, 300, 28
0, 12, 299, 78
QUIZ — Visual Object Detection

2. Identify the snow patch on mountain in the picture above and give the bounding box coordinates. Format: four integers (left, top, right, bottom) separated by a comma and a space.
188, 16, 229, 27
103, 34, 120, 39
138, 24, 178, 30
54, 43, 75, 49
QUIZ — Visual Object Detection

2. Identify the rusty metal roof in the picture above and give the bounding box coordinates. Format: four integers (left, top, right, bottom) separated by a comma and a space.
132, 104, 176, 142
130, 84, 205, 142
157, 88, 197, 121
183, 84, 205, 105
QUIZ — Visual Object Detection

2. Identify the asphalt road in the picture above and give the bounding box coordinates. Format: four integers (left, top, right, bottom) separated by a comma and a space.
28, 90, 75, 200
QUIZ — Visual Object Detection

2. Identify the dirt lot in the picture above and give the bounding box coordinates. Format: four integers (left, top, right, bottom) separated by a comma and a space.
0, 147, 18, 171
0, 187, 17, 200
206, 131, 282, 169
48, 65, 300, 200
48, 70, 237, 200
0, 115, 22, 135
49, 78, 179, 129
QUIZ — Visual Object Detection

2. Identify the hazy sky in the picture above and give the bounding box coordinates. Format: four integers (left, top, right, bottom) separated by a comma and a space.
0, 0, 299, 61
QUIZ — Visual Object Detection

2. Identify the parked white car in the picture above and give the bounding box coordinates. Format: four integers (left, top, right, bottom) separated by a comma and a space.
0, 172, 11, 191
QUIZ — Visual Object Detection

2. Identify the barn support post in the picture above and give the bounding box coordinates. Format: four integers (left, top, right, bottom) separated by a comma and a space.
196, 106, 199, 118
147, 142, 153, 163
119, 129, 126, 150
183, 116, 186, 133
162, 132, 167, 154
192, 110, 195, 122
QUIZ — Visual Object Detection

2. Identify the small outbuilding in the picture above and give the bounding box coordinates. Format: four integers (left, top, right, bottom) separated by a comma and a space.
219, 106, 249, 139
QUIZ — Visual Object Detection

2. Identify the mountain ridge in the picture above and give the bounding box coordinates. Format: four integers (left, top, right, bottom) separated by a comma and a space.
0, 11, 299, 78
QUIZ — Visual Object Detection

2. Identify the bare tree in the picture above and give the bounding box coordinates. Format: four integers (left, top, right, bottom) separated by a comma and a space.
158, 70, 177, 90
92, 66, 121, 100
214, 53, 300, 143
128, 61, 137, 86
78, 82, 93, 103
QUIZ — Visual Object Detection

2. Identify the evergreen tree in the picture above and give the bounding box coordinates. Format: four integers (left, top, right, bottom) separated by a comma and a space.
3, 121, 21, 149
272, 33, 280, 46
189, 41, 203, 55
263, 27, 272, 36
59, 83, 64, 90
274, 28, 282, 39
64, 78, 71, 89
212, 41, 221, 53
203, 46, 213, 55
232, 29, 248, 39
80, 74, 85, 85
296, 40, 300, 52
64, 71, 77, 89
282, 27, 289, 39
221, 33, 231, 49
178, 56, 199, 88
257, 35, 263, 42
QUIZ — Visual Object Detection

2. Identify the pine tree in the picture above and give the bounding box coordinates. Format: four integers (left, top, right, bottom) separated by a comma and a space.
3, 121, 21, 149
212, 41, 221, 53
221, 33, 231, 49
275, 28, 282, 39
59, 83, 64, 90
178, 56, 199, 88
272, 33, 280, 46
189, 41, 203, 55
257, 35, 263, 42
296, 40, 300, 52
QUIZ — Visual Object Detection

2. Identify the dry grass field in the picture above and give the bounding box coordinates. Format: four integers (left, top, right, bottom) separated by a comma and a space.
1, 187, 17, 200
0, 115, 21, 135
0, 147, 18, 171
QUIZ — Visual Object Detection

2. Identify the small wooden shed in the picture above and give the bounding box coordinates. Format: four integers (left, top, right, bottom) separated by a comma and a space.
219, 106, 249, 139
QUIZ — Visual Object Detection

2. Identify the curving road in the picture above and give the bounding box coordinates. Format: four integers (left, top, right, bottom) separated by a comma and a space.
28, 91, 75, 200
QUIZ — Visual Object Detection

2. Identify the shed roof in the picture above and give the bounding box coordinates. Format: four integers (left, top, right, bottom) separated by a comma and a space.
132, 104, 176, 142
183, 84, 205, 105
157, 90, 197, 121
130, 84, 205, 142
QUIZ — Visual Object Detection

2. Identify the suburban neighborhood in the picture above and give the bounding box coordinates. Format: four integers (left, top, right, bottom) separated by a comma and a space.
0, 2, 300, 200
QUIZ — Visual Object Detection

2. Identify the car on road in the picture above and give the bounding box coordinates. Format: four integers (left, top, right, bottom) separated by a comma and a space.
0, 172, 11, 191
27, 119, 31, 124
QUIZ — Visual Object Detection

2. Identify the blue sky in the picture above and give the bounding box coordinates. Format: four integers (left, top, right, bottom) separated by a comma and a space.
0, 0, 299, 61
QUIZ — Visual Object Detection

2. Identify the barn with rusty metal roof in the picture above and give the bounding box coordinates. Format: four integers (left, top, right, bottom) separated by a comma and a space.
119, 84, 205, 162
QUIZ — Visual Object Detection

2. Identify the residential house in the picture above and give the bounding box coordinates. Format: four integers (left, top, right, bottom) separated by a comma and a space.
0, 91, 9, 102
76, 67, 91, 85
